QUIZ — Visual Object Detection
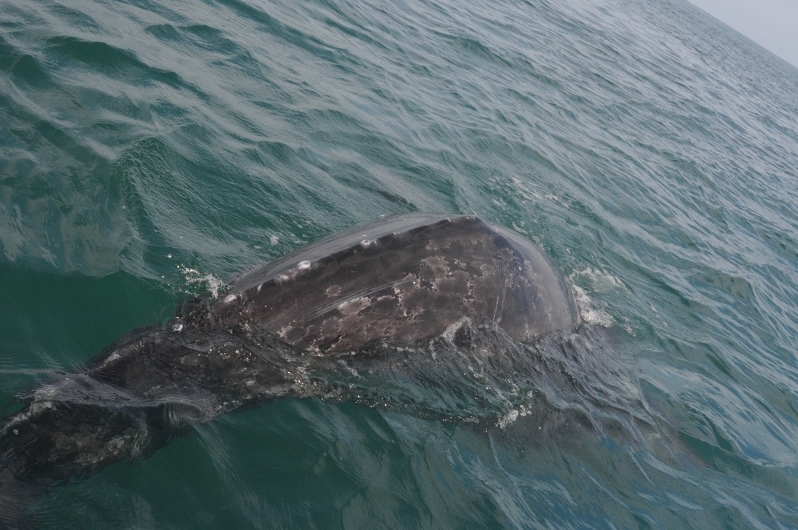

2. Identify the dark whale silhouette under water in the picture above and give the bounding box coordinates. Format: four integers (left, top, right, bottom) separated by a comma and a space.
0, 213, 585, 526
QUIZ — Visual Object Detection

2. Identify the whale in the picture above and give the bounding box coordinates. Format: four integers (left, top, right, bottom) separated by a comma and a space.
0, 213, 580, 525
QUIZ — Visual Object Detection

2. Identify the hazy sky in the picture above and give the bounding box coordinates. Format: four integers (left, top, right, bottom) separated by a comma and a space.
688, 0, 798, 69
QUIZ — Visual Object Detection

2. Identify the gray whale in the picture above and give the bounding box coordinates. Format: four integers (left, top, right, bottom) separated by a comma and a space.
0, 214, 579, 525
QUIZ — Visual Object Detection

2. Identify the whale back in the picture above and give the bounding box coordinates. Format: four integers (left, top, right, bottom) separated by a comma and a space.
225, 214, 580, 352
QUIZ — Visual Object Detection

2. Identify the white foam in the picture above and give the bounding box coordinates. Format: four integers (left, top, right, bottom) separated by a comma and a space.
496, 409, 519, 429
567, 267, 623, 327
570, 284, 614, 327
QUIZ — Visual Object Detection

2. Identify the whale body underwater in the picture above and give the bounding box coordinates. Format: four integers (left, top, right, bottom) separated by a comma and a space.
0, 213, 581, 523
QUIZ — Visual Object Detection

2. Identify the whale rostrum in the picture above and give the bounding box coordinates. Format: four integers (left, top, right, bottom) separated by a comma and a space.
0, 214, 580, 524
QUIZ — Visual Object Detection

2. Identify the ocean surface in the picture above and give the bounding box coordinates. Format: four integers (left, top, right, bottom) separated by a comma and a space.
1, 0, 798, 527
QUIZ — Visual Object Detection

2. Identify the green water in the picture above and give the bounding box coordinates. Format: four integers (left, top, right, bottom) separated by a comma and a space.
2, 0, 798, 527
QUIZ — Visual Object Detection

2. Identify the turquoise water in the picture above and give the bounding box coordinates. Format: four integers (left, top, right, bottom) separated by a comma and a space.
2, 0, 798, 527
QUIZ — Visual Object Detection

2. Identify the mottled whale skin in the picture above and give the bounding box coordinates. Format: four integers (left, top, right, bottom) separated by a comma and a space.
221, 213, 579, 351
0, 214, 579, 525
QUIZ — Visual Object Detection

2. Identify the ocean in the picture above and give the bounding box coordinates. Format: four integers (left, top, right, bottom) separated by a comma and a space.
1, 0, 798, 527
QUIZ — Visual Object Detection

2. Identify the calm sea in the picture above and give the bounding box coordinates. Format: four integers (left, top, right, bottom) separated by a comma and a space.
1, 0, 798, 527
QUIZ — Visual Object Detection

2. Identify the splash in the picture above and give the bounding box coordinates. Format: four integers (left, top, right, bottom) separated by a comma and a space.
177, 265, 225, 299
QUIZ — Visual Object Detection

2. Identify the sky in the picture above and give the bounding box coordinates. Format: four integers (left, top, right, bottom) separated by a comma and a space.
688, 0, 798, 69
